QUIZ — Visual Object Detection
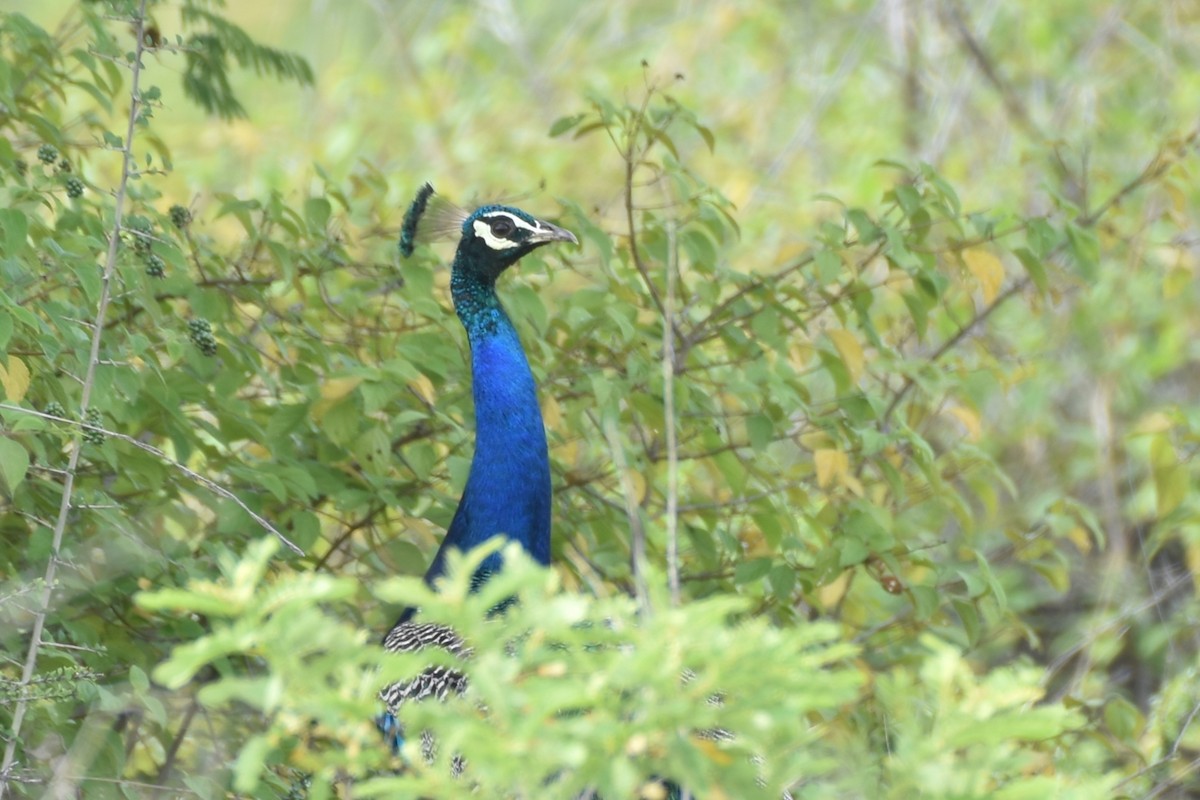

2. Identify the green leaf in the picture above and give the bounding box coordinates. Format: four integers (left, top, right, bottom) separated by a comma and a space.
548, 113, 586, 137
845, 208, 880, 243
1013, 246, 1048, 295
0, 438, 29, 496
814, 249, 842, 285
768, 563, 796, 599
947, 707, 1077, 745
1065, 224, 1099, 280
746, 413, 772, 450
129, 664, 150, 693
953, 599, 981, 646
1103, 696, 1143, 742
304, 196, 331, 232
734, 557, 772, 585
0, 208, 28, 256
233, 734, 270, 791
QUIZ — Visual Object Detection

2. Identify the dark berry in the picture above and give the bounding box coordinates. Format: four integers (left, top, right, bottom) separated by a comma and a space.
169, 204, 192, 229
145, 254, 165, 277
65, 176, 84, 198
58, 158, 71, 172
82, 407, 105, 445
187, 318, 211, 336
37, 144, 58, 164
188, 319, 218, 357
125, 216, 153, 255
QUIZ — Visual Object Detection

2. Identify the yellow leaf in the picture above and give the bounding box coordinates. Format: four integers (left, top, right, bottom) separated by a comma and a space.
814, 448, 849, 490
0, 356, 31, 403
1166, 181, 1187, 215
798, 431, 833, 451
312, 376, 363, 421
789, 340, 815, 369
826, 329, 864, 383
541, 395, 561, 429
410, 374, 436, 406
818, 570, 852, 608
1151, 435, 1186, 517
694, 736, 734, 765
1132, 411, 1175, 435
1187, 542, 1200, 596
319, 376, 362, 402
554, 438, 579, 467
963, 248, 1004, 304
625, 469, 647, 505
946, 405, 982, 441
1165, 266, 1191, 300
243, 442, 271, 460
1066, 525, 1092, 554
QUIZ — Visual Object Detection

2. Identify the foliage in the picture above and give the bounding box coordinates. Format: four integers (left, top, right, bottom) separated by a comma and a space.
2, 1, 1200, 799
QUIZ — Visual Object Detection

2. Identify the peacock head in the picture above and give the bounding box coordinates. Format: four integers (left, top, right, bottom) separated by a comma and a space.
456, 204, 577, 280
400, 183, 577, 282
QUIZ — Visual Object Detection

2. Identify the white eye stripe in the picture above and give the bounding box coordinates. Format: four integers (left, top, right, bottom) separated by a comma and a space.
484, 211, 538, 232
472, 219, 521, 250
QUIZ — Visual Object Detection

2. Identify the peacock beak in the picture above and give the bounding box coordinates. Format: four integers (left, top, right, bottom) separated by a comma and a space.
528, 220, 578, 246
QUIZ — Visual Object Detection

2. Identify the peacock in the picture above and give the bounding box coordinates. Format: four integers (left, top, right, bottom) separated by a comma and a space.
376, 183, 577, 765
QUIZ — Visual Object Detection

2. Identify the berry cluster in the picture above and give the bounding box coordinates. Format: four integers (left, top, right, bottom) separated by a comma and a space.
187, 319, 218, 357
44, 401, 65, 420
123, 216, 167, 278
37, 144, 58, 165
65, 176, 84, 199
82, 407, 105, 445
169, 204, 192, 229
125, 216, 153, 255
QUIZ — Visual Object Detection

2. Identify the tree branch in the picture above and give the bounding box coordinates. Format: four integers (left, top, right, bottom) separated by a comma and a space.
0, 6, 153, 790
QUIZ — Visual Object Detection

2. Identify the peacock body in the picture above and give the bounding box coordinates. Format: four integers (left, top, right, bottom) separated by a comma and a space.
378, 184, 575, 758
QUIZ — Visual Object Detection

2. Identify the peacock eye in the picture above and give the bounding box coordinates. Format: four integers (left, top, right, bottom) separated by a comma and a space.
489, 218, 514, 237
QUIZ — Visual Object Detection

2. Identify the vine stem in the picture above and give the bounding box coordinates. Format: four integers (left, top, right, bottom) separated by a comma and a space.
0, 5, 149, 792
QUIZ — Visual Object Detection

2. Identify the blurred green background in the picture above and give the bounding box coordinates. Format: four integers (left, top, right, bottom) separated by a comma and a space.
2, 0, 1199, 797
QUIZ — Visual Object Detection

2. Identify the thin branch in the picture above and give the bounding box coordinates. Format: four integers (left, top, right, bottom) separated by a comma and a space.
0, 6, 151, 791
941, 0, 1040, 139
879, 276, 1030, 429
0, 405, 302, 556
620, 85, 685, 345
154, 697, 200, 795
1076, 129, 1199, 228
662, 214, 681, 607
602, 416, 649, 613
623, 95, 666, 319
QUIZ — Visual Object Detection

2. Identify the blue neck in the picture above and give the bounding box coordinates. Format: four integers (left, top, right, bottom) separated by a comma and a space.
421, 264, 552, 586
